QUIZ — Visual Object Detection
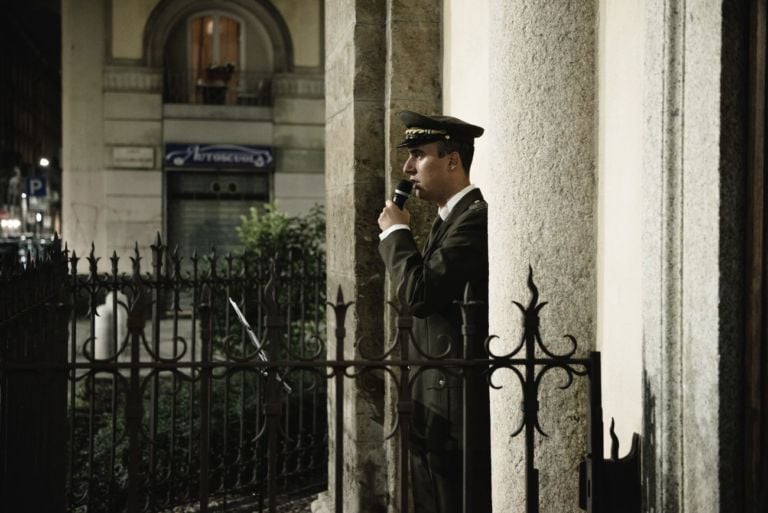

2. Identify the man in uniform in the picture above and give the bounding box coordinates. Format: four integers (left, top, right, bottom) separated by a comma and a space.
377, 111, 491, 513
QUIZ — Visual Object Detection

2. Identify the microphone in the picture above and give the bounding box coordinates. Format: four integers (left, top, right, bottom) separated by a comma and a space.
392, 180, 413, 209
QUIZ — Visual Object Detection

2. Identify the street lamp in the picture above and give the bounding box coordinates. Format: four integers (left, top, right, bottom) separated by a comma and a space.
39, 157, 50, 167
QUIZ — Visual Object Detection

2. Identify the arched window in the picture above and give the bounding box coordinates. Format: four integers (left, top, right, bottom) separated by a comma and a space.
189, 14, 242, 104
190, 14, 241, 77
159, 4, 281, 106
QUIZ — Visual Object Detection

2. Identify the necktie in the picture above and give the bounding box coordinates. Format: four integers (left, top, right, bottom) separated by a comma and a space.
426, 216, 443, 248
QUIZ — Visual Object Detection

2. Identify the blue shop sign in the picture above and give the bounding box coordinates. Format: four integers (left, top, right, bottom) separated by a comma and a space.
164, 144, 274, 169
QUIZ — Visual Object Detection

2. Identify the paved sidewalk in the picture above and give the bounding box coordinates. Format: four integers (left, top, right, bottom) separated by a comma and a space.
277, 494, 314, 512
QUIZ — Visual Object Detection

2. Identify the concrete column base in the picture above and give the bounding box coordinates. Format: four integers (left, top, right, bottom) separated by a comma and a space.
310, 491, 331, 513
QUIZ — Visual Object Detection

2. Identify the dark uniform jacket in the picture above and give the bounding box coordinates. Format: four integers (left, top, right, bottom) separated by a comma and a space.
378, 187, 490, 464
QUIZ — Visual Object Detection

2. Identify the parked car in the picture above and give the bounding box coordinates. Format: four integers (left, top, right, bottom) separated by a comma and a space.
0, 235, 53, 269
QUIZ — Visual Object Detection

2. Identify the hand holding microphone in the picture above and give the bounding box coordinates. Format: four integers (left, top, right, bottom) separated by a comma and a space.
378, 180, 413, 231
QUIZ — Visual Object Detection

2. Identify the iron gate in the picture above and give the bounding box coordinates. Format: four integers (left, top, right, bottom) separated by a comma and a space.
0, 236, 640, 513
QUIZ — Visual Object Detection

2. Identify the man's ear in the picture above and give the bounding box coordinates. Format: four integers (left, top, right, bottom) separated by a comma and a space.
449, 152, 459, 170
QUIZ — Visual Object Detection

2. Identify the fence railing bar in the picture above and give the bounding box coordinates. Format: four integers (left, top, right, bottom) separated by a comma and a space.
587, 352, 603, 513
199, 284, 213, 513
107, 252, 120, 511
330, 286, 351, 513
84, 246, 99, 512
397, 292, 413, 513
126, 286, 145, 513
188, 251, 200, 503
67, 247, 78, 508
149, 238, 163, 510
459, 282, 487, 513
0, 356, 594, 372
169, 247, 181, 502
264, 270, 283, 513
524, 293, 539, 513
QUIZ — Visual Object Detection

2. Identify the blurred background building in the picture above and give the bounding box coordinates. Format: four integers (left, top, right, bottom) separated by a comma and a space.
0, 1, 62, 263
62, 0, 324, 262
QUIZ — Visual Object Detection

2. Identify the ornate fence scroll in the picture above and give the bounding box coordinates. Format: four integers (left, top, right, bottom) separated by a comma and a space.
324, 266, 639, 513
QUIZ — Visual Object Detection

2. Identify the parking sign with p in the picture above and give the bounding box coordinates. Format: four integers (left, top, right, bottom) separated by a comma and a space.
25, 177, 47, 197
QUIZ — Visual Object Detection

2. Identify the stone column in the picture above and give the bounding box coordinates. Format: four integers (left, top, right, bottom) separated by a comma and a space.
642, 2, 746, 512
487, 2, 597, 512
320, 1, 388, 512
382, 3, 442, 512
62, 0, 108, 258
320, 2, 443, 511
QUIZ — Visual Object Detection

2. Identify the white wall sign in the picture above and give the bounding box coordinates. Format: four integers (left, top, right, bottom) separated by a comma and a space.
113, 146, 155, 169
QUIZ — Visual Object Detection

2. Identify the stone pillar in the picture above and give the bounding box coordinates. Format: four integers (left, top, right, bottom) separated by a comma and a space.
642, 2, 746, 512
62, 0, 108, 258
321, 2, 443, 511
487, 1, 597, 512
382, 3, 442, 512
320, 1, 388, 512
314, 0, 441, 512
383, 0, 442, 230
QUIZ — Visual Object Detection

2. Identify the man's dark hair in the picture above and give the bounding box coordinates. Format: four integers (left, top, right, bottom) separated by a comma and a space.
437, 140, 475, 174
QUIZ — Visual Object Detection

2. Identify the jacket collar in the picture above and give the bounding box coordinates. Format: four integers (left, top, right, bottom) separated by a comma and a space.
438, 184, 476, 221
424, 188, 484, 255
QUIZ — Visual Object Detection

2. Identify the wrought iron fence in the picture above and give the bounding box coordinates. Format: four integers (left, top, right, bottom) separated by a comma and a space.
1, 235, 327, 513
0, 236, 69, 512
0, 236, 640, 513
163, 70, 273, 106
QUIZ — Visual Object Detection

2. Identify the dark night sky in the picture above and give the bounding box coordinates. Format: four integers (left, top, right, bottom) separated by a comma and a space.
7, 0, 61, 72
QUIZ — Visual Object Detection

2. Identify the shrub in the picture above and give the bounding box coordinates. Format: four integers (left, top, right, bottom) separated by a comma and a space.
236, 203, 325, 261
234, 203, 327, 360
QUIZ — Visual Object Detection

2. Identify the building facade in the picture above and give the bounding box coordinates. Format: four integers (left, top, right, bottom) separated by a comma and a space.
1, 2, 62, 242
62, 0, 324, 262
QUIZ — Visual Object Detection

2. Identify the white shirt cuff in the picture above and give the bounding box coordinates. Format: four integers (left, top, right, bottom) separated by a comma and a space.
379, 224, 410, 240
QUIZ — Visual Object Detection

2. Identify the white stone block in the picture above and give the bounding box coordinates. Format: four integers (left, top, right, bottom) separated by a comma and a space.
273, 124, 324, 149
104, 92, 162, 120
163, 119, 273, 145
274, 172, 325, 199
163, 104, 273, 121
275, 148, 325, 174
104, 169, 162, 196
103, 196, 162, 222
104, 120, 162, 145
94, 291, 128, 360
273, 98, 325, 124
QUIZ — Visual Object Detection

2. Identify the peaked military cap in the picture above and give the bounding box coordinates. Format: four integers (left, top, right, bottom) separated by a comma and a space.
397, 110, 484, 148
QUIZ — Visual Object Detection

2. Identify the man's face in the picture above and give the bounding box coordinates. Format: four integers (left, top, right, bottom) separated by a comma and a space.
402, 142, 453, 205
